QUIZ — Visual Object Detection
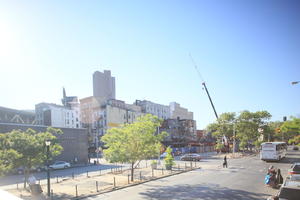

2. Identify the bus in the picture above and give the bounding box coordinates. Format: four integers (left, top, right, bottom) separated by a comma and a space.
260, 142, 287, 161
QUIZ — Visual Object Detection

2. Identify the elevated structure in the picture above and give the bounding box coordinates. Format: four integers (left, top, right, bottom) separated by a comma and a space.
0, 106, 35, 124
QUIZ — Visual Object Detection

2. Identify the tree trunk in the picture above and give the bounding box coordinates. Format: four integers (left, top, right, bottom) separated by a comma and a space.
23, 168, 29, 189
131, 162, 134, 182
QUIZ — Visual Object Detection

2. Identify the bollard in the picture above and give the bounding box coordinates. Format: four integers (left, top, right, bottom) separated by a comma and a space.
113, 177, 116, 188
190, 161, 192, 169
140, 171, 142, 181
162, 168, 164, 175
75, 185, 78, 197
152, 168, 154, 177
195, 161, 197, 168
17, 183, 18, 190
185, 163, 187, 170
99, 169, 101, 175
128, 174, 130, 184
178, 164, 180, 171
111, 167, 112, 173
56, 176, 58, 183
51, 189, 53, 200
72, 172, 74, 179
96, 181, 99, 192
87, 171, 89, 178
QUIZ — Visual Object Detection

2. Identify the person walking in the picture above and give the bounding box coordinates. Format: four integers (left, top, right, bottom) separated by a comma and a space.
276, 169, 283, 185
223, 156, 228, 168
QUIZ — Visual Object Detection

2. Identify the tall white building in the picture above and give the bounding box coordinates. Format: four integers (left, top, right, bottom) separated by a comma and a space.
93, 70, 116, 100
35, 102, 81, 128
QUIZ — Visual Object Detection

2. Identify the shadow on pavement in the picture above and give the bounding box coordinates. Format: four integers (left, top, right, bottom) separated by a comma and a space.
139, 183, 268, 200
278, 157, 300, 164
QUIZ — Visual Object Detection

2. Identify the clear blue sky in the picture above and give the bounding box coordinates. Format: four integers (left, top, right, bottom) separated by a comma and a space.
0, 0, 299, 129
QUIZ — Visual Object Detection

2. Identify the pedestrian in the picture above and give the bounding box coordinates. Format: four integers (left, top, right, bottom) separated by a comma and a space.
276, 169, 283, 185
223, 156, 228, 168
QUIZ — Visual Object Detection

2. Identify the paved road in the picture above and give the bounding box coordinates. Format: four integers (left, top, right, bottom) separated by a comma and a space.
0, 161, 127, 188
84, 148, 300, 200
0, 152, 215, 188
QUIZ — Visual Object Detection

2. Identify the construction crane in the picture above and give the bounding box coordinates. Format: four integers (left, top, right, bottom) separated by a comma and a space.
189, 54, 219, 120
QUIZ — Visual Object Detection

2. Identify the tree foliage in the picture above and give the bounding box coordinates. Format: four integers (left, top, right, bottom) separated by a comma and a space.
164, 146, 175, 168
0, 127, 63, 181
280, 117, 300, 142
101, 114, 167, 181
206, 110, 272, 151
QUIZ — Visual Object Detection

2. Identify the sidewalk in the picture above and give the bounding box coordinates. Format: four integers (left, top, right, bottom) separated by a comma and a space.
5, 160, 200, 200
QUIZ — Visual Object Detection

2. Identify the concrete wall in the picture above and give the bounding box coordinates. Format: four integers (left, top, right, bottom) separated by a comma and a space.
0, 123, 89, 164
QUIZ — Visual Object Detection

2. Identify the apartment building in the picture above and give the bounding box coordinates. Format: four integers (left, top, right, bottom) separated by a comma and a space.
134, 100, 170, 119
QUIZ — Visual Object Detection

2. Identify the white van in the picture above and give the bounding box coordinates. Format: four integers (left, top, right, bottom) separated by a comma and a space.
260, 142, 287, 161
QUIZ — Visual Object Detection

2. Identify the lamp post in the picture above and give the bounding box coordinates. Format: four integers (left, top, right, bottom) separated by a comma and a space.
45, 140, 51, 197
233, 122, 236, 155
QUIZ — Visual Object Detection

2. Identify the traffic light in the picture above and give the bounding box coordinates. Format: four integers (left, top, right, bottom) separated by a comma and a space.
283, 116, 287, 121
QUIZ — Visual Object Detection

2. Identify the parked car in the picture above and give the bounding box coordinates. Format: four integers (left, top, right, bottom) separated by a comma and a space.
293, 146, 299, 150
13, 165, 45, 175
159, 152, 168, 159
180, 154, 201, 161
267, 177, 300, 200
49, 161, 71, 170
288, 163, 300, 175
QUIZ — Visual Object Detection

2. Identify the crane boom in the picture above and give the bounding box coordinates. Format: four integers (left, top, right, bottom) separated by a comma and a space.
202, 82, 219, 120
189, 54, 219, 120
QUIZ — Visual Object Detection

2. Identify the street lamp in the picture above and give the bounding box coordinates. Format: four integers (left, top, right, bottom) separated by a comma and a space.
45, 140, 51, 197
232, 121, 236, 155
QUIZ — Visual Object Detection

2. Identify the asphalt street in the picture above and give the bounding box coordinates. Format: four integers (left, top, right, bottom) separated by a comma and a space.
84, 148, 300, 200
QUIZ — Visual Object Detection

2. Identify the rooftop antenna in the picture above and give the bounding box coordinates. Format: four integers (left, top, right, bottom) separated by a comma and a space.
189, 53, 219, 120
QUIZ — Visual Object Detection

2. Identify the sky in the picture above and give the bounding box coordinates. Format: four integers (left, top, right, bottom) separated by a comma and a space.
0, 0, 299, 129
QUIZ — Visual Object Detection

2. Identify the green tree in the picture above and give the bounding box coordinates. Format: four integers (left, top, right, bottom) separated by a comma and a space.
206, 110, 271, 152
237, 110, 271, 150
267, 121, 284, 141
101, 114, 167, 181
280, 117, 300, 142
206, 112, 236, 139
164, 146, 175, 169
0, 127, 63, 187
239, 139, 247, 152
0, 133, 20, 176
215, 143, 225, 153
